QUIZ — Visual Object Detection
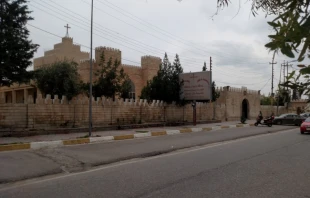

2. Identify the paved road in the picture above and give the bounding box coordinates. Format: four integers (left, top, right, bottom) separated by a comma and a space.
0, 125, 295, 183
1, 127, 310, 197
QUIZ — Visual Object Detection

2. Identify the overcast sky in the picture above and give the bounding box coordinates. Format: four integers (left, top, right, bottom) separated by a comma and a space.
27, 0, 308, 96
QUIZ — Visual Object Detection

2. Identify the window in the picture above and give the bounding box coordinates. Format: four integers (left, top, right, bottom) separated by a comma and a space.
129, 80, 135, 100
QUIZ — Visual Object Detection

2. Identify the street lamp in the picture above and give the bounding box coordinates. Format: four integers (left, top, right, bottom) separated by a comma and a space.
89, 0, 94, 137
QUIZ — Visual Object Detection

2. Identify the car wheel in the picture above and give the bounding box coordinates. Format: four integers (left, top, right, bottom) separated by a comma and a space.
301, 130, 305, 134
277, 120, 282, 125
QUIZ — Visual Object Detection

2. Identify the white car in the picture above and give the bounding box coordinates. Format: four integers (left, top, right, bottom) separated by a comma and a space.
301, 112, 310, 118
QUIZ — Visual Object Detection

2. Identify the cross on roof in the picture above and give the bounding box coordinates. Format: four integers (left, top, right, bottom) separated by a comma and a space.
64, 24, 71, 37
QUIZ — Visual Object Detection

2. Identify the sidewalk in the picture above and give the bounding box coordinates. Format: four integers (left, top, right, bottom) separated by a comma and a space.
0, 120, 255, 152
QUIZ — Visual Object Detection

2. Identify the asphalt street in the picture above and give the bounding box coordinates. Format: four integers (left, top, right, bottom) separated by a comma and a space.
0, 126, 309, 198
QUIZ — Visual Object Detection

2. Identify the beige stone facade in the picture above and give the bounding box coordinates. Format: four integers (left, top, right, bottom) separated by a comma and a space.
33, 37, 89, 70
33, 37, 161, 99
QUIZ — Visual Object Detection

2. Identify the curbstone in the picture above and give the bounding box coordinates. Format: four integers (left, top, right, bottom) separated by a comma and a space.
31, 140, 63, 149
151, 131, 167, 136
0, 143, 31, 152
166, 130, 181, 135
212, 126, 221, 130
191, 128, 203, 132
114, 134, 135, 140
0, 122, 257, 152
134, 133, 152, 138
203, 127, 212, 131
63, 138, 90, 145
90, 136, 114, 142
180, 128, 192, 133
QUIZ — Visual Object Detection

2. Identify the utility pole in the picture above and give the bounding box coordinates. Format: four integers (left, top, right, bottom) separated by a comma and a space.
269, 61, 277, 96
282, 61, 286, 83
88, 0, 94, 137
277, 63, 283, 116
210, 57, 215, 120
210, 56, 212, 103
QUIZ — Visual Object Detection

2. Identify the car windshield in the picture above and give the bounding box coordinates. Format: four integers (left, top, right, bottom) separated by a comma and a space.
279, 114, 288, 118
306, 118, 310, 122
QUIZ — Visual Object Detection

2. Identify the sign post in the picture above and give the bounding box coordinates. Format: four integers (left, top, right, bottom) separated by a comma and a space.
192, 100, 196, 126
180, 71, 212, 126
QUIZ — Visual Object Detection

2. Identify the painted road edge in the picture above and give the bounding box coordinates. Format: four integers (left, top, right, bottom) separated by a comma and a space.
0, 123, 254, 152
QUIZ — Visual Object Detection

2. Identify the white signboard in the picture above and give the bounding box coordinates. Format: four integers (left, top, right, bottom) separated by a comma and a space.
179, 71, 211, 100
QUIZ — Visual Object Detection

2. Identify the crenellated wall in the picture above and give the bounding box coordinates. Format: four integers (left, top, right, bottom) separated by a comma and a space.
0, 94, 225, 130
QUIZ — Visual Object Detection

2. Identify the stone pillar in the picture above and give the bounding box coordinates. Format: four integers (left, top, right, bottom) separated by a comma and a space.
24, 89, 28, 104
12, 90, 16, 104
28, 95, 34, 104
0, 92, 5, 104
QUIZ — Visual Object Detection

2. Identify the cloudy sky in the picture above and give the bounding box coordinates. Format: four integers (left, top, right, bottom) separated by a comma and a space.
27, 0, 308, 95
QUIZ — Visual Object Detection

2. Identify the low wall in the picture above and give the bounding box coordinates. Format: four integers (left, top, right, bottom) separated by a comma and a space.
260, 105, 292, 117
0, 95, 226, 130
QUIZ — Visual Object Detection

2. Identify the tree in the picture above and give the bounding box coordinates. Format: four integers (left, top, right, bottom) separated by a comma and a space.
280, 69, 310, 101
261, 95, 272, 105
34, 60, 81, 100
140, 53, 185, 105
216, 0, 310, 61
0, 0, 38, 86
93, 52, 131, 99
275, 86, 291, 106
202, 62, 207, 71
211, 81, 220, 102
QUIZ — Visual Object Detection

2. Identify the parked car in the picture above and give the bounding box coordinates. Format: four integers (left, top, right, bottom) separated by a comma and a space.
300, 117, 310, 134
273, 113, 306, 126
300, 112, 310, 118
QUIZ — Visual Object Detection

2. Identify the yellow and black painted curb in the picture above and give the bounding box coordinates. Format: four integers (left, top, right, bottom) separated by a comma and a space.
0, 123, 254, 152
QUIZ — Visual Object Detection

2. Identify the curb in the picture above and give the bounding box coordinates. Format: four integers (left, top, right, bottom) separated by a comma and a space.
0, 123, 253, 152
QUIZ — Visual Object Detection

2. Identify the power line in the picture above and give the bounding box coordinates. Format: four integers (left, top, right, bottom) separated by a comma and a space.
28, 24, 141, 65
96, 0, 272, 62
30, 1, 269, 76
260, 78, 272, 91
33, 0, 241, 67
80, 0, 271, 64
28, 24, 269, 81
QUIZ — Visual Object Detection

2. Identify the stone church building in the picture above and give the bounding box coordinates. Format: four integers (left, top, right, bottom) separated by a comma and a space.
34, 36, 161, 100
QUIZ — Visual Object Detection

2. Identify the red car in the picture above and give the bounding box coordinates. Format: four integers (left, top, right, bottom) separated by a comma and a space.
300, 117, 310, 134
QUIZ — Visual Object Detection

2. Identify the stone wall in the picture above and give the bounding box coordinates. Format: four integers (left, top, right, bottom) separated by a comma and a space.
217, 86, 261, 121
0, 95, 225, 130
260, 105, 288, 117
